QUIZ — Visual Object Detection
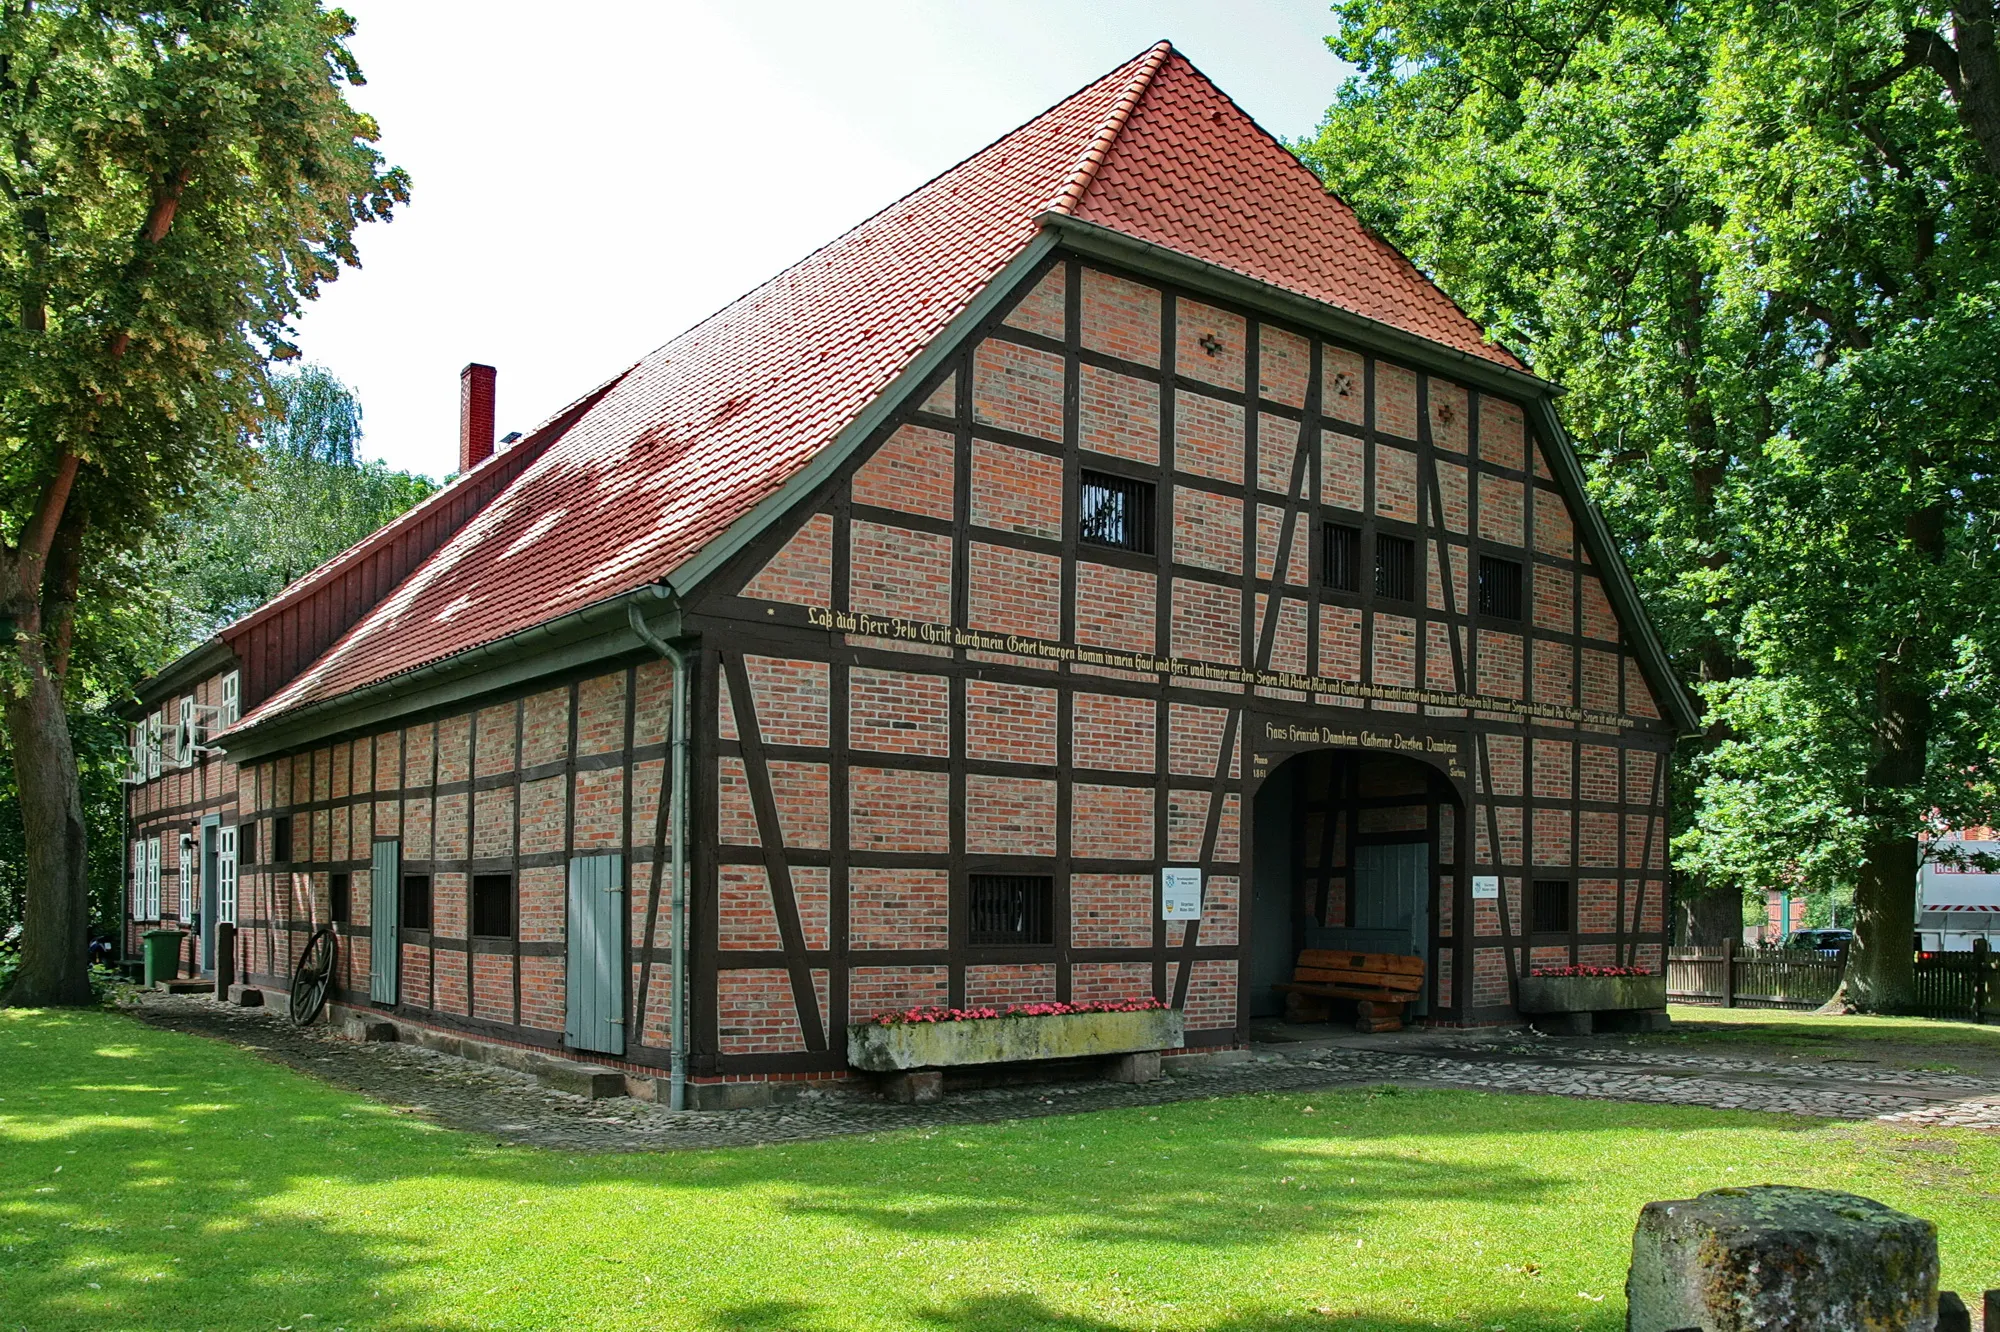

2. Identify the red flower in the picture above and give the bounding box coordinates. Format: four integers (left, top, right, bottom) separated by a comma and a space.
1527, 965, 1655, 978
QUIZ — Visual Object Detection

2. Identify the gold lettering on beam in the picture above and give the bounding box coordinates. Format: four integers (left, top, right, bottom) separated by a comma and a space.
796, 605, 1635, 730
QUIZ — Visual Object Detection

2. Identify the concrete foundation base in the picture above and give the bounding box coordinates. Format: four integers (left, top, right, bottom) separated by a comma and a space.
228, 985, 265, 1007
1104, 1051, 1161, 1084
880, 1069, 944, 1103
345, 1018, 398, 1042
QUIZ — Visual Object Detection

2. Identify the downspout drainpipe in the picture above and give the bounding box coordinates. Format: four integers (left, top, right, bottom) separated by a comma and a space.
628, 603, 691, 1110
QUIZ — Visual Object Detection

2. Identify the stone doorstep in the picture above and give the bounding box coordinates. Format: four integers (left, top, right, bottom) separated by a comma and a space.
326, 1005, 626, 1100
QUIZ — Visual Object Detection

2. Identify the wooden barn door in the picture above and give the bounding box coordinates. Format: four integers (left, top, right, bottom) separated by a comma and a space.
566, 853, 626, 1055
370, 838, 400, 1005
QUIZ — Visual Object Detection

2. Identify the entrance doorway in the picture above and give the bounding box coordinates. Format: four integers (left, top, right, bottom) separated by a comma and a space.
1247, 748, 1459, 1022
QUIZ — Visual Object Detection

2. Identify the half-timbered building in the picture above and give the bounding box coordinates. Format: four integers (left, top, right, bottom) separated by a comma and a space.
124, 44, 1697, 1106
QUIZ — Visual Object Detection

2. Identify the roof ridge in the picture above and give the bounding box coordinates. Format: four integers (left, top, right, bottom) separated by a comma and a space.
1046, 39, 1172, 217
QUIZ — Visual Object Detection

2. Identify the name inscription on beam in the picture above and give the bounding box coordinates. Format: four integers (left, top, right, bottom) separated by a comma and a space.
794, 604, 1634, 731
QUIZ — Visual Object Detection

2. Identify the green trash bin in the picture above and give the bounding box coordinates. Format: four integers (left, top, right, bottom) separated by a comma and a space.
142, 929, 185, 987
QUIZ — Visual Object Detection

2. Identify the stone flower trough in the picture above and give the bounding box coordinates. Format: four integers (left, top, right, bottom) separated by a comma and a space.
1516, 968, 1668, 1035
848, 1002, 1185, 1101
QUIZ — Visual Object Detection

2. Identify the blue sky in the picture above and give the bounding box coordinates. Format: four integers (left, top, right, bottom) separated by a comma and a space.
294, 1, 1355, 478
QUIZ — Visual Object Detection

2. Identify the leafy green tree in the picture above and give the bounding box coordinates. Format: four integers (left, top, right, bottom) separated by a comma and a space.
158, 365, 435, 641
1302, 0, 2000, 1008
0, 365, 434, 947
0, 3, 406, 1006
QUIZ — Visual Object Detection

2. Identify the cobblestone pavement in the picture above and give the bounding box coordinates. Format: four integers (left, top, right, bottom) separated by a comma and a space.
127, 994, 2000, 1152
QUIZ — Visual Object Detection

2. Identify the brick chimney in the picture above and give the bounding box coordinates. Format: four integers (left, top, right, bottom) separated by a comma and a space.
459, 363, 496, 472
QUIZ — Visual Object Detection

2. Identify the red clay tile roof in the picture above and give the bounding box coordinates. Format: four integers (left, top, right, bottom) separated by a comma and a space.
237, 43, 1516, 729
1066, 53, 1520, 369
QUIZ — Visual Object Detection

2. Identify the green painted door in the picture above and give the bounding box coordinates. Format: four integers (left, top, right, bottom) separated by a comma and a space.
370, 839, 400, 1005
566, 854, 626, 1055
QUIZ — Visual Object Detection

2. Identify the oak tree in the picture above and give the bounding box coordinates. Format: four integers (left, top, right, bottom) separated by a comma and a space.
0, 2, 405, 1005
1304, 0, 2000, 1008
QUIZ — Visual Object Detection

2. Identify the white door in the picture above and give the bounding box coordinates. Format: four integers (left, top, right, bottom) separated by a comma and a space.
217, 827, 239, 924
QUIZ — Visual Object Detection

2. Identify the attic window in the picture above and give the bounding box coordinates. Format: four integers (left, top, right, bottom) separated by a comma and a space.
1477, 556, 1523, 620
1374, 533, 1416, 602
1322, 522, 1361, 593
1078, 470, 1154, 554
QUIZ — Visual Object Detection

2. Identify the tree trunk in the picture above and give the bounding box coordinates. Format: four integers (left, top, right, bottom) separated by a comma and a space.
1848, 830, 1919, 1012
0, 631, 93, 1007
1845, 643, 1930, 1012
1676, 879, 1744, 947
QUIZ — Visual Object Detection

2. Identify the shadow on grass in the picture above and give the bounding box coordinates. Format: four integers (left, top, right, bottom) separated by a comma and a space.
704, 1291, 1622, 1332
2, 1008, 1805, 1331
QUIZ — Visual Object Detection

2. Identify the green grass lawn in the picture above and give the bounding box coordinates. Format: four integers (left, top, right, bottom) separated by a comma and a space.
1656, 1004, 2000, 1068
3, 1009, 1996, 1332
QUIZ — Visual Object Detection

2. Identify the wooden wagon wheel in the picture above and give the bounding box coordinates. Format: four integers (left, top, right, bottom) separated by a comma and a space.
289, 926, 338, 1026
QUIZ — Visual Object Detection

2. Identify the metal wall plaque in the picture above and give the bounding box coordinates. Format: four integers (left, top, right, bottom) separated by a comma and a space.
1472, 875, 1501, 901
1161, 866, 1203, 920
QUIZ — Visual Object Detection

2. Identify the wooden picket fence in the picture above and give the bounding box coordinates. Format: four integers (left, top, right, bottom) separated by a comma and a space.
1667, 939, 1998, 1021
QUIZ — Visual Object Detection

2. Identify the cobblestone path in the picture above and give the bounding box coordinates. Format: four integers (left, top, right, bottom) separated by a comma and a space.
128, 994, 2000, 1152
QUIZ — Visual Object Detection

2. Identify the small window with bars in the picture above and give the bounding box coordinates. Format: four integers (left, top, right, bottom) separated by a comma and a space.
1078, 470, 1154, 554
1478, 555, 1523, 620
402, 874, 433, 931
1375, 533, 1416, 601
1532, 879, 1573, 934
472, 873, 515, 939
967, 874, 1055, 947
1322, 522, 1361, 593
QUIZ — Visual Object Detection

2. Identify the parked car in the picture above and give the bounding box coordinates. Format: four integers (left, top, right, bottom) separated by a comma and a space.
1786, 928, 1852, 955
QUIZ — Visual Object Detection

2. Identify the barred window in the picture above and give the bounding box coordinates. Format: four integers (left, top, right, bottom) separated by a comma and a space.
1078, 471, 1154, 554
1478, 555, 1523, 620
1375, 533, 1416, 602
967, 874, 1055, 947
1322, 522, 1361, 593
1532, 879, 1572, 934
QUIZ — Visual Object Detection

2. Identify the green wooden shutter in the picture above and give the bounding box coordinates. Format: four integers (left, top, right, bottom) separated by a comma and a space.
565, 853, 626, 1054
370, 839, 400, 1005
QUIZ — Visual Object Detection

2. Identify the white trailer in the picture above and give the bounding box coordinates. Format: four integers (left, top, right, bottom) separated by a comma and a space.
1918, 838, 2000, 952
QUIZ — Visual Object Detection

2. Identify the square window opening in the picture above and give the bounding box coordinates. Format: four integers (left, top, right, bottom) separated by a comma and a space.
1322, 522, 1361, 593
1479, 555, 1524, 620
472, 874, 515, 939
967, 874, 1055, 947
329, 872, 351, 924
402, 874, 433, 932
1375, 533, 1416, 602
1078, 470, 1155, 554
1532, 879, 1572, 935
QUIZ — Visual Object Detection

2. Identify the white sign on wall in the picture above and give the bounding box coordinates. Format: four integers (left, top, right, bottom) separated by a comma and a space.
1162, 866, 1203, 920
1472, 875, 1501, 901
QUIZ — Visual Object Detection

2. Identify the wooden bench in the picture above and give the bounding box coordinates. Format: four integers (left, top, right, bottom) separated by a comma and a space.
1274, 950, 1425, 1033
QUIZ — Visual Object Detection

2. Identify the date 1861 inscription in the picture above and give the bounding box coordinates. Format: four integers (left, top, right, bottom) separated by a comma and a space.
797, 605, 1632, 730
